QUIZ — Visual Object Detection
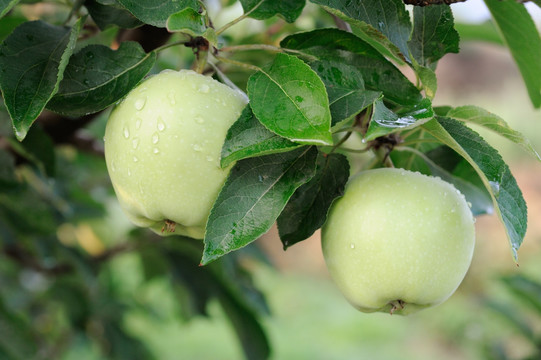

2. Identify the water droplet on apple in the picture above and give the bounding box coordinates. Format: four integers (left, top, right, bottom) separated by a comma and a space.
193, 144, 202, 152
467, 202, 472, 208
206, 155, 213, 162
135, 118, 142, 130
111, 161, 116, 172
153, 148, 160, 154
133, 156, 139, 162
157, 117, 166, 131
123, 127, 130, 139
195, 115, 204, 124
127, 168, 132, 176
350, 243, 355, 249
199, 84, 210, 93
152, 132, 159, 144
135, 97, 146, 110
132, 138, 139, 149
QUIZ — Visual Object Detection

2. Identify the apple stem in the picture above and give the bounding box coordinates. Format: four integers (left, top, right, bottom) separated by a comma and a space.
161, 220, 177, 233
389, 300, 405, 315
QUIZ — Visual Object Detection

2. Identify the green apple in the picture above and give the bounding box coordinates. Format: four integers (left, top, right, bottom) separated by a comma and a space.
321, 168, 475, 315
104, 69, 247, 238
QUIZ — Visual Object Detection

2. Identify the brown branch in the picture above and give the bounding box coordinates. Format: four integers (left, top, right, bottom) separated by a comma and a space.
403, 0, 467, 5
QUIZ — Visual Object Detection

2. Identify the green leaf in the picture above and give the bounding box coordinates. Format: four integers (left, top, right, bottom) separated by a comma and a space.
220, 105, 301, 168
310, 0, 411, 63
310, 60, 382, 127
422, 117, 527, 260
365, 98, 433, 141
454, 21, 504, 45
240, 0, 305, 23
277, 152, 349, 248
0, 0, 18, 19
0, 298, 37, 360
117, 0, 198, 27
0, 148, 16, 188
202, 146, 318, 265
8, 125, 55, 177
447, 105, 541, 161
166, 7, 205, 35
247, 53, 332, 146
485, 299, 536, 343
0, 19, 83, 140
46, 42, 156, 117
484, 0, 541, 108
408, 5, 459, 67
415, 65, 437, 100
85, 0, 143, 30
281, 29, 422, 106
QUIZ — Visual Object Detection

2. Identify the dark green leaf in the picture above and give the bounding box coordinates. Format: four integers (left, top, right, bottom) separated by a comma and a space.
0, 0, 18, 19
8, 125, 55, 177
247, 53, 332, 145
310, 0, 411, 63
117, 0, 198, 27
408, 5, 459, 67
221, 105, 301, 168
422, 117, 527, 260
310, 60, 382, 127
484, 0, 541, 108
203, 146, 318, 264
85, 0, 143, 30
240, 0, 305, 23
365, 98, 433, 141
46, 42, 156, 116
447, 105, 540, 161
0, 148, 16, 188
278, 152, 349, 248
0, 19, 83, 140
281, 29, 422, 106
0, 298, 37, 360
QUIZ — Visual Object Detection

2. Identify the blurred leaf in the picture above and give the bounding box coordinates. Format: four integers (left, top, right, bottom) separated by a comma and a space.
277, 152, 349, 248
0, 148, 17, 187
485, 299, 536, 343
0, 19, 83, 140
281, 28, 422, 106
0, 298, 37, 360
102, 321, 156, 360
239, 0, 305, 23
85, 0, 143, 30
408, 5, 459, 67
116, 0, 198, 27
203, 146, 318, 264
484, 0, 541, 108
423, 117, 527, 260
0, 15, 26, 42
0, 0, 18, 19
446, 105, 541, 162
310, 60, 381, 127
247, 53, 332, 146
501, 275, 541, 314
46, 42, 156, 116
454, 21, 504, 45
310, 0, 411, 63
8, 126, 55, 177
221, 105, 301, 168
365, 98, 433, 141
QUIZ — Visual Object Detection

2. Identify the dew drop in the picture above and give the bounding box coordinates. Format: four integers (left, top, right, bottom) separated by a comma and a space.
133, 156, 139, 162
467, 202, 472, 208
206, 155, 213, 162
83, 79, 90, 86
193, 144, 202, 152
195, 115, 204, 124
199, 84, 210, 93
157, 117, 166, 131
350, 243, 355, 249
132, 138, 140, 149
135, 118, 142, 130
111, 161, 116, 172
135, 97, 146, 110
127, 169, 132, 176
123, 127, 130, 139
152, 132, 159, 144
168, 91, 176, 105
153, 148, 160, 154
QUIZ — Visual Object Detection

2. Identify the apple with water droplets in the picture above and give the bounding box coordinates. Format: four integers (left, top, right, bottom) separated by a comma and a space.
321, 168, 475, 315
104, 69, 247, 238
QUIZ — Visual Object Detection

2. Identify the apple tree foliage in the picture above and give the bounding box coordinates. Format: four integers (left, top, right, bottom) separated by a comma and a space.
0, 0, 539, 358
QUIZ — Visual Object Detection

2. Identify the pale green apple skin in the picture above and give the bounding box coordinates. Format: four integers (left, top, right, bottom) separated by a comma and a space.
104, 69, 247, 238
321, 168, 475, 315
